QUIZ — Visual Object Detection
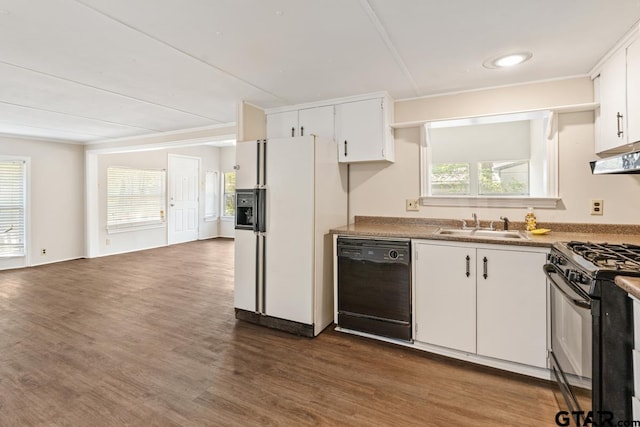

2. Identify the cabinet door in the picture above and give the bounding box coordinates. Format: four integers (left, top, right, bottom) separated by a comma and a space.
266, 110, 298, 139
596, 48, 628, 153
414, 243, 476, 353
298, 105, 334, 140
627, 38, 640, 145
476, 248, 547, 368
335, 98, 384, 163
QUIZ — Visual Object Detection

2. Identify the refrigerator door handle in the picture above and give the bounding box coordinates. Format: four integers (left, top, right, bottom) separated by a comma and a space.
262, 235, 267, 314
262, 139, 267, 186
255, 234, 260, 313
255, 139, 261, 187
256, 188, 266, 233
252, 189, 259, 233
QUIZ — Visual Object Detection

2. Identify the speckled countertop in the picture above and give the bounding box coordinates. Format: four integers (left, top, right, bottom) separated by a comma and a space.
331, 216, 640, 297
331, 216, 640, 248
615, 276, 640, 300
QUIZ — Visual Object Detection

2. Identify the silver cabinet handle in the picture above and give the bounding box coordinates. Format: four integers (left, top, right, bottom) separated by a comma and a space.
291, 127, 295, 137
344, 140, 348, 157
465, 255, 470, 277
483, 257, 488, 279
617, 112, 624, 138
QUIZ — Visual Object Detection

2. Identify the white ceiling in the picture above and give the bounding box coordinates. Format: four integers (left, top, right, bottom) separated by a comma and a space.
1, 0, 639, 144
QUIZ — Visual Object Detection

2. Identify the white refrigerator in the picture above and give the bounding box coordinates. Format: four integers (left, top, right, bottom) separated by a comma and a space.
233, 135, 347, 337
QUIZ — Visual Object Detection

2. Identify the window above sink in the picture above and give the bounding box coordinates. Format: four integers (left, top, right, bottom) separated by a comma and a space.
419, 110, 560, 208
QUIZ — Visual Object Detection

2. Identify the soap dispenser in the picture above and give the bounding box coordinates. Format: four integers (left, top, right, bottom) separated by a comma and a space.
525, 207, 537, 231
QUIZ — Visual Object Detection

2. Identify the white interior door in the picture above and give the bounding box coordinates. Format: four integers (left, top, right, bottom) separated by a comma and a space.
168, 155, 199, 245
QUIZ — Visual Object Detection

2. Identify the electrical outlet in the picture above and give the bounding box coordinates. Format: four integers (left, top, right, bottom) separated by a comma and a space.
41, 248, 46, 255
591, 199, 604, 216
406, 199, 419, 212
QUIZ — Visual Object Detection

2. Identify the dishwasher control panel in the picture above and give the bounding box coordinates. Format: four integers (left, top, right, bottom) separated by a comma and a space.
337, 237, 410, 264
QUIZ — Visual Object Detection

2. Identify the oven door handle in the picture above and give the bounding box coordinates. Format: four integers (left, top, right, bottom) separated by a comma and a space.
543, 264, 591, 310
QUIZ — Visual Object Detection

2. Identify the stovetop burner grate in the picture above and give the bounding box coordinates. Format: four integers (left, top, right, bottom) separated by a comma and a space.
566, 241, 640, 272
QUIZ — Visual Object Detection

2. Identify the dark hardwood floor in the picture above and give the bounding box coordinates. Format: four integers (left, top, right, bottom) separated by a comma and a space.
0, 239, 561, 426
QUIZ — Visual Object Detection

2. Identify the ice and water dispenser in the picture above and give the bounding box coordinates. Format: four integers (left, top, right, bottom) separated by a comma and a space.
235, 190, 255, 230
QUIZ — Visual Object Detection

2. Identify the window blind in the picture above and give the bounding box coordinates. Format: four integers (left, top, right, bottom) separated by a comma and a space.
107, 167, 166, 231
204, 170, 219, 220
0, 160, 26, 257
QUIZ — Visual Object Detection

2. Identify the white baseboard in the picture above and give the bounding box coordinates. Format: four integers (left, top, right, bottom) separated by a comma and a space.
27, 256, 85, 268
334, 326, 552, 381
94, 243, 168, 258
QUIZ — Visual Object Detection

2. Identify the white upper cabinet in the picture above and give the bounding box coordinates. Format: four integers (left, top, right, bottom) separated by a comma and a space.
595, 34, 640, 153
265, 92, 394, 162
298, 105, 334, 140
266, 110, 299, 139
336, 96, 394, 163
596, 48, 628, 153
266, 105, 335, 140
627, 38, 640, 145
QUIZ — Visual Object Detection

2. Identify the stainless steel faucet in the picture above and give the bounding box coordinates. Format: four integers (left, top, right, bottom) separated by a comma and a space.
472, 213, 480, 229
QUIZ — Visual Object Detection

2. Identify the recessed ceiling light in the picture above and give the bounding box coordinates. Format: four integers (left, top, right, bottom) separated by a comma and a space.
483, 52, 533, 69
275, 10, 283, 16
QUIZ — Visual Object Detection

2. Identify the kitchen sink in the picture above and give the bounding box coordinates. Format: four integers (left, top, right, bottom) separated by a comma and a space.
433, 228, 530, 240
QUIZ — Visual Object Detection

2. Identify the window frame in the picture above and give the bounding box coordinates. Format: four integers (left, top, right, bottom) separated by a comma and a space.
419, 111, 560, 208
0, 156, 27, 258
222, 171, 236, 218
106, 166, 167, 233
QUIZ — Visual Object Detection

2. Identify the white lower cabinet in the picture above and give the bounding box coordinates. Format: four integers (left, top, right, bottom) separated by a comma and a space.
476, 248, 547, 368
414, 243, 476, 353
413, 240, 548, 369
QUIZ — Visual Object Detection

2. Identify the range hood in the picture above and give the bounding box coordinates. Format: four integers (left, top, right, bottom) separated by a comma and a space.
590, 150, 640, 174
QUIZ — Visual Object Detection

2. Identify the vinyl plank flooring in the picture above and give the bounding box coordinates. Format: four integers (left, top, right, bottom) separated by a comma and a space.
0, 239, 561, 426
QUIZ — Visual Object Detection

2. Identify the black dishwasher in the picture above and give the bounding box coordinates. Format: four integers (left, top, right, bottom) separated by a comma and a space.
337, 237, 412, 341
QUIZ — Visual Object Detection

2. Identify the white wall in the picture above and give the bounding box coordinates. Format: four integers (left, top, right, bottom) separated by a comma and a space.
350, 77, 640, 225
0, 136, 84, 269
96, 145, 222, 256
219, 146, 236, 238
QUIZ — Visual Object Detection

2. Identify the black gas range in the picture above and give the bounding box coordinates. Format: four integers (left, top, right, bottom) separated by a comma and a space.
545, 241, 636, 425
552, 241, 640, 283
